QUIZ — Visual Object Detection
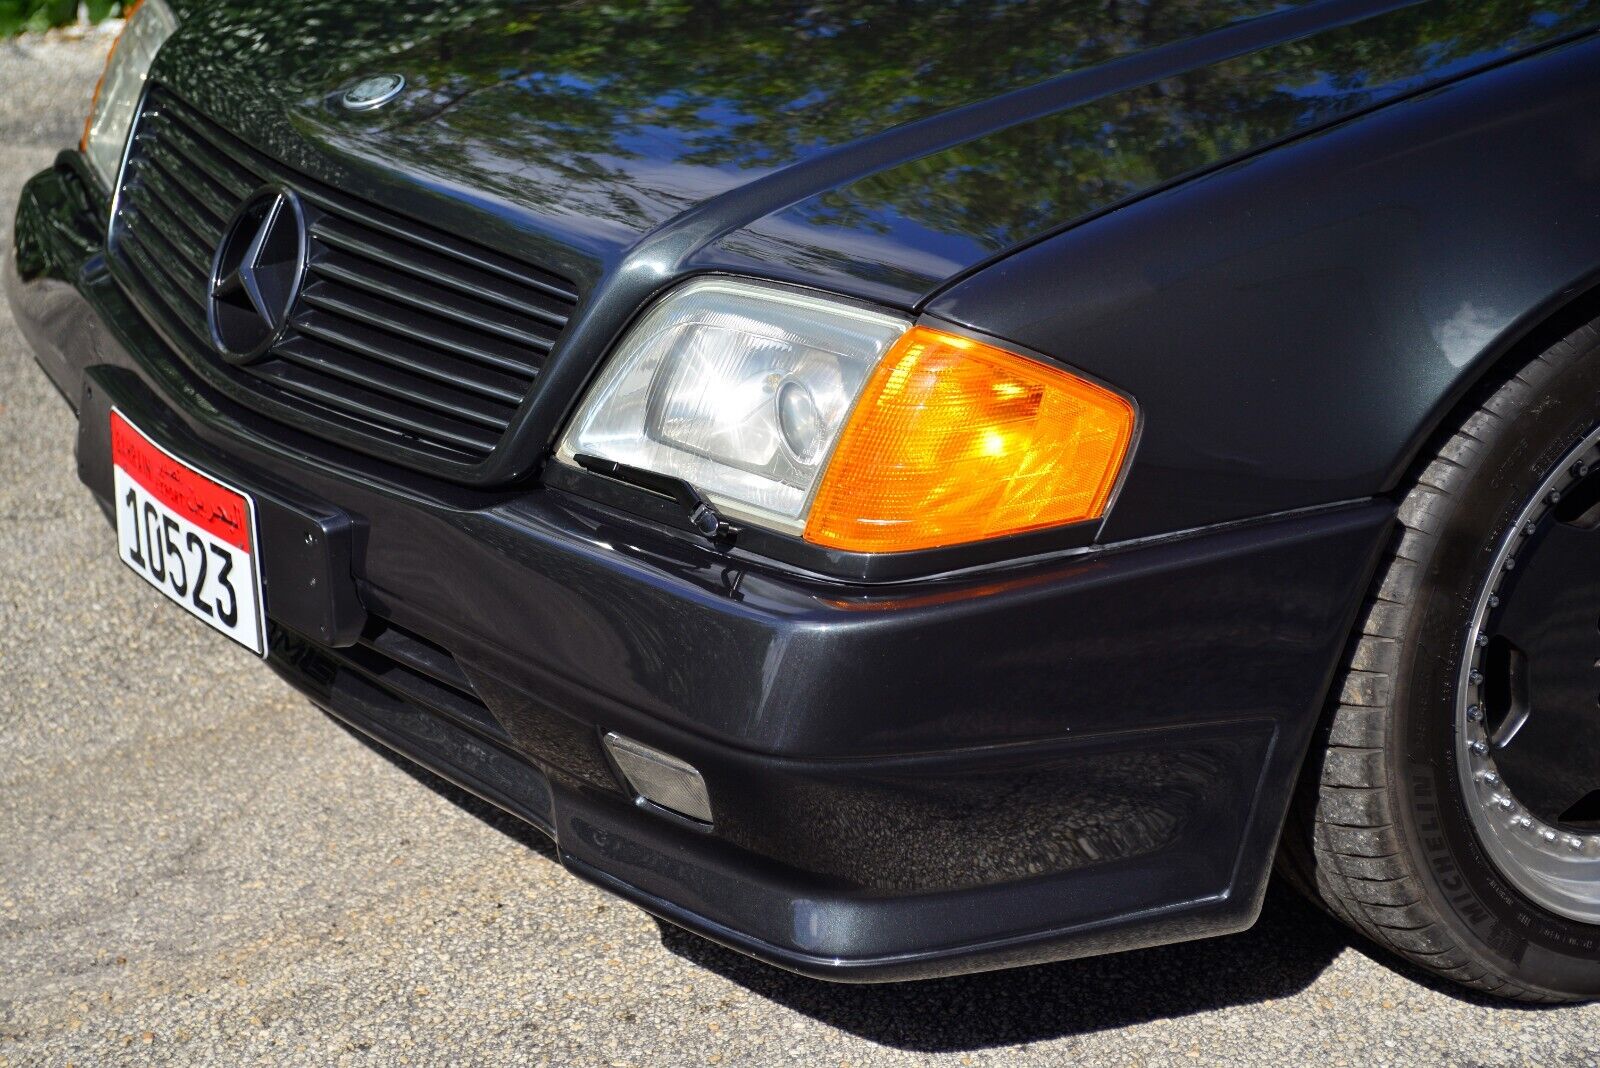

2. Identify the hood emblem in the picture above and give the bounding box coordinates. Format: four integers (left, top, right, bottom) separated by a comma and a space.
208, 186, 306, 364
342, 73, 406, 111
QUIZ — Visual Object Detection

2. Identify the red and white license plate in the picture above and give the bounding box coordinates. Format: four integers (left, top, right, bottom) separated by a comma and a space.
110, 409, 266, 655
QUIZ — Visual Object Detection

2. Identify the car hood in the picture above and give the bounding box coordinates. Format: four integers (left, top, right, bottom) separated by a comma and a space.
158, 0, 1598, 306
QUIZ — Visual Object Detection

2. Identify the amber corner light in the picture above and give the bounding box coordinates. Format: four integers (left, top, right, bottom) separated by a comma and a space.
804, 327, 1135, 554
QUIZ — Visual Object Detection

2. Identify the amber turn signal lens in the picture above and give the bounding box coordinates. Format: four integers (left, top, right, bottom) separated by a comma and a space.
804, 327, 1135, 553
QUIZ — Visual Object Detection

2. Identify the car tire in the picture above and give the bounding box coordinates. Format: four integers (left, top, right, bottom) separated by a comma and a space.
1281, 314, 1600, 1002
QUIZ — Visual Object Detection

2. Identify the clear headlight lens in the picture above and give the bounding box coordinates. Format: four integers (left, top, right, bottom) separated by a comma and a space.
557, 278, 1138, 552
82, 0, 179, 193
556, 278, 910, 532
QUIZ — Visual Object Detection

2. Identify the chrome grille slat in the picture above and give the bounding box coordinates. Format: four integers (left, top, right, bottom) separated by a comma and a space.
309, 215, 571, 324
120, 210, 211, 302
262, 362, 503, 455
290, 313, 530, 405
272, 334, 517, 430
108, 85, 579, 467
130, 142, 235, 230
116, 226, 208, 334
296, 185, 578, 305
144, 115, 257, 201
150, 99, 267, 194
126, 159, 224, 250
297, 280, 544, 374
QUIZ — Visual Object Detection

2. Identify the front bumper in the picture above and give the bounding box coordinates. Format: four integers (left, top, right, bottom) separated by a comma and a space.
10, 158, 1394, 980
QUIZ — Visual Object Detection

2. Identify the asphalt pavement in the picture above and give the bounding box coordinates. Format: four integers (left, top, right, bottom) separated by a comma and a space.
4, 29, 1600, 1068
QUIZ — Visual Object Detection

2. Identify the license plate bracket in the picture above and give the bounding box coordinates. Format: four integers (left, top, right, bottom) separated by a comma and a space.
111, 407, 268, 654
77, 369, 368, 649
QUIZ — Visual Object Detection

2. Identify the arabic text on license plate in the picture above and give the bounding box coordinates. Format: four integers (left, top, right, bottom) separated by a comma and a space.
110, 409, 266, 655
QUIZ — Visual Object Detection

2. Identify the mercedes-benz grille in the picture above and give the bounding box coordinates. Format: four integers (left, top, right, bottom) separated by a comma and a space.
108, 86, 579, 470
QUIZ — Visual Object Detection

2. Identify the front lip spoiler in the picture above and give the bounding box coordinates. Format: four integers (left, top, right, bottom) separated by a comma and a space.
277, 622, 1263, 983
562, 857, 1230, 984
256, 607, 1252, 983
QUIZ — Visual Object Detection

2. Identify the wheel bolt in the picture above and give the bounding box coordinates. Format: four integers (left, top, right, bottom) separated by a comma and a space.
1543, 829, 1559, 842
1479, 770, 1500, 784
1569, 837, 1586, 850
1517, 815, 1534, 829
1574, 461, 1589, 479
1466, 704, 1484, 721
1505, 557, 1516, 571
1469, 740, 1489, 755
1488, 594, 1501, 609
1549, 490, 1563, 504
1496, 795, 1514, 811
1525, 521, 1539, 536
1470, 669, 1484, 685
1476, 633, 1489, 647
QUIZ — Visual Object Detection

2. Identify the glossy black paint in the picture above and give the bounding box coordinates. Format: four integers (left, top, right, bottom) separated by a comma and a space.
24, 281, 1394, 975
715, 0, 1600, 303
933, 31, 1600, 539
132, 0, 1600, 488
12, 0, 1600, 980
153, 0, 1307, 287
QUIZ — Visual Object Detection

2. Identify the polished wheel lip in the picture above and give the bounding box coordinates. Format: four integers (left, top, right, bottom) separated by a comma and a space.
1458, 425, 1600, 925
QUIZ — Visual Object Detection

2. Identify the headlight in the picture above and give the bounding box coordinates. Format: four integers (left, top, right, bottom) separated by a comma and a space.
81, 0, 179, 193
558, 278, 909, 533
557, 278, 1137, 553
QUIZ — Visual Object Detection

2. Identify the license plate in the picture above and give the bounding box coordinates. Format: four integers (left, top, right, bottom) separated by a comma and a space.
110, 409, 267, 655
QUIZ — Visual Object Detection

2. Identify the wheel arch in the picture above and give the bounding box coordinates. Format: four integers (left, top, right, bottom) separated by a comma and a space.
1389, 268, 1600, 500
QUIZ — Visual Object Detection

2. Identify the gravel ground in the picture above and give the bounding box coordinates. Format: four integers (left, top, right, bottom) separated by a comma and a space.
5, 30, 1600, 1068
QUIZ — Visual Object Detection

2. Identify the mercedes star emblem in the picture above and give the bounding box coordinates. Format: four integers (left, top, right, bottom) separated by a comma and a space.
342, 73, 406, 111
207, 186, 306, 363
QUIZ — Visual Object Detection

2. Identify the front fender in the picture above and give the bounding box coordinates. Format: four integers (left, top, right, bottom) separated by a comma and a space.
930, 33, 1600, 542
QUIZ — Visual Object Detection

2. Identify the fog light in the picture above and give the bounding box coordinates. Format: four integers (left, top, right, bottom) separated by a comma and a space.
603, 733, 712, 824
